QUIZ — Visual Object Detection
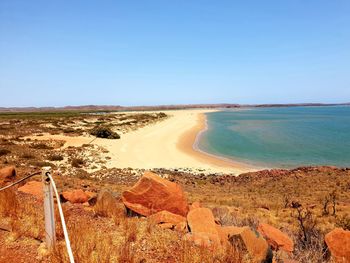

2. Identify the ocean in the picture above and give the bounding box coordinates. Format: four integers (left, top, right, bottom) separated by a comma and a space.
198, 106, 350, 168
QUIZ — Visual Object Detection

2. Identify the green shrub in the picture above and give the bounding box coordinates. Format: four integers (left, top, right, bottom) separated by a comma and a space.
90, 126, 120, 139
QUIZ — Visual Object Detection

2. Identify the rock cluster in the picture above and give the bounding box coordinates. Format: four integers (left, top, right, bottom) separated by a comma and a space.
7, 166, 350, 262
121, 171, 294, 262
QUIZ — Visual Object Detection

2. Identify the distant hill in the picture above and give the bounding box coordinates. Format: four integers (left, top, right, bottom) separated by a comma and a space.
0, 102, 349, 113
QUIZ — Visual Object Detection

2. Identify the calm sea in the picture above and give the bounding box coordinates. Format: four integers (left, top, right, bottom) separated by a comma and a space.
198, 106, 350, 168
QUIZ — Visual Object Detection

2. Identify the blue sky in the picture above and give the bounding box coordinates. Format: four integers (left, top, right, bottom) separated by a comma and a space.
0, 1, 349, 107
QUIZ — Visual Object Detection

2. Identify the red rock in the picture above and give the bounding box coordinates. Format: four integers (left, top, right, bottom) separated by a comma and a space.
122, 171, 188, 217
0, 166, 16, 186
228, 226, 272, 263
258, 223, 294, 253
149, 210, 186, 225
325, 228, 350, 262
187, 207, 220, 246
217, 225, 245, 245
61, 189, 90, 204
18, 181, 43, 199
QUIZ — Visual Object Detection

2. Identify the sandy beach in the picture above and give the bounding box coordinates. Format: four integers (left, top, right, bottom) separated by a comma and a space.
30, 109, 256, 174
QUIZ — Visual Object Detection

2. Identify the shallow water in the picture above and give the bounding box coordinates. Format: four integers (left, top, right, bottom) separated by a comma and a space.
198, 106, 350, 168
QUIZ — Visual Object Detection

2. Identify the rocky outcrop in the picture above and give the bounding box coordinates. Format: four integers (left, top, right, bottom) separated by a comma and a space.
228, 227, 272, 263
257, 223, 294, 253
122, 171, 188, 216
60, 189, 90, 204
184, 208, 272, 262
0, 166, 16, 186
325, 228, 350, 262
18, 181, 43, 199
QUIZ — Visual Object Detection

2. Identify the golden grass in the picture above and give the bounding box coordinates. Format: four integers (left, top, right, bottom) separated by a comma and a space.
0, 166, 349, 262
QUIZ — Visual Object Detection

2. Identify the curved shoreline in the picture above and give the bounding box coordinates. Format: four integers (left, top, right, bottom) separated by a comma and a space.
28, 109, 257, 174
177, 112, 257, 174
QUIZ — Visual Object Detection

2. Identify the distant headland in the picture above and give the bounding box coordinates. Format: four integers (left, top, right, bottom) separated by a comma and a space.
0, 102, 349, 113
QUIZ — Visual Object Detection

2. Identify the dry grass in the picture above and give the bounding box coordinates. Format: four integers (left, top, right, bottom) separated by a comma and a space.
0, 190, 44, 240
0, 166, 349, 262
0, 188, 18, 217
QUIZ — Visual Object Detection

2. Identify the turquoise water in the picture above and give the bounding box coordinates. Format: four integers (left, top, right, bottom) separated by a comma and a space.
198, 106, 350, 168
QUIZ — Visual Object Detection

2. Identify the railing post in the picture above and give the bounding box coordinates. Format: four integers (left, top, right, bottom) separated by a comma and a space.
42, 166, 56, 250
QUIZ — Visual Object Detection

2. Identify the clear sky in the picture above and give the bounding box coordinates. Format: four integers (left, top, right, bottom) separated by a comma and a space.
1, 1, 349, 107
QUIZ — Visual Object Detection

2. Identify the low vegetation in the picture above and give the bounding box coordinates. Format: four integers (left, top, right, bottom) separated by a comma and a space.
0, 149, 10, 156
0, 166, 349, 262
90, 126, 120, 139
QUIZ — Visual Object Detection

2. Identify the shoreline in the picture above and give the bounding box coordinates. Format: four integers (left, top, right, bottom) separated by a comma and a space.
28, 109, 257, 174
177, 112, 257, 174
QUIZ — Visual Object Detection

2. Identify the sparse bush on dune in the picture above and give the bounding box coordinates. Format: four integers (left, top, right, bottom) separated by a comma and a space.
48, 154, 64, 161
71, 158, 85, 168
21, 152, 35, 159
63, 128, 76, 134
0, 149, 11, 156
29, 160, 54, 168
30, 142, 54, 150
90, 126, 120, 139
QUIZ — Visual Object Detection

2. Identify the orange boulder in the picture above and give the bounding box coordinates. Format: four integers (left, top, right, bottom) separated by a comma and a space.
228, 226, 272, 263
149, 210, 186, 225
149, 210, 187, 231
0, 166, 16, 186
187, 207, 220, 246
61, 189, 90, 204
217, 225, 245, 245
325, 228, 350, 262
18, 181, 43, 199
122, 171, 188, 216
258, 223, 294, 253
